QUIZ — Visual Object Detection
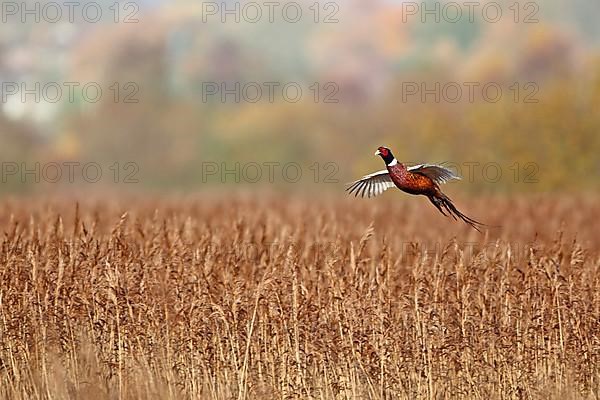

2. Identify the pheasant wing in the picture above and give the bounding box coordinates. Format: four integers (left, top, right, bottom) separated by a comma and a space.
408, 164, 461, 185
346, 170, 395, 198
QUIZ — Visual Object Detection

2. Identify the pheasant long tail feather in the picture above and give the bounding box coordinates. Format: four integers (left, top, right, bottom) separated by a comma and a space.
431, 194, 487, 232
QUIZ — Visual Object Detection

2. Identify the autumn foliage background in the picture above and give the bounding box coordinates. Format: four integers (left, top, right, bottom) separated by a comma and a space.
1, 0, 599, 193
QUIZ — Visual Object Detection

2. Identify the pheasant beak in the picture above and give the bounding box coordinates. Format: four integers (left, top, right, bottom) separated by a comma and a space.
374, 149, 381, 156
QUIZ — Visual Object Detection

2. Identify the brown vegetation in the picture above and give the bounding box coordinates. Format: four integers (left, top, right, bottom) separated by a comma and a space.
0, 194, 598, 399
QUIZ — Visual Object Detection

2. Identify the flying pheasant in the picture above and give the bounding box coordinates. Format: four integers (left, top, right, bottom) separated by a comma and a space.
347, 146, 486, 232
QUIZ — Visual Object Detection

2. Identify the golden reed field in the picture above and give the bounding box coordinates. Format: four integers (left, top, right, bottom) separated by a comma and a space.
0, 193, 598, 400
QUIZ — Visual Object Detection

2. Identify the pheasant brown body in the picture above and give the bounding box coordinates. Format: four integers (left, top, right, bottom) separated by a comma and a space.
387, 163, 438, 196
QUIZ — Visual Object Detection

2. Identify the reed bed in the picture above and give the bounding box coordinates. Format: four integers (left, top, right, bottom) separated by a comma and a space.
0, 194, 598, 399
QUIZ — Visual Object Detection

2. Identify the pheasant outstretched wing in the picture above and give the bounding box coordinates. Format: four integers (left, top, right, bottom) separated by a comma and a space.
346, 170, 396, 198
408, 164, 461, 185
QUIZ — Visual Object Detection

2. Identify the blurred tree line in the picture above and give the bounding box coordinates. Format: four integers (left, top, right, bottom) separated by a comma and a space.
1, 1, 599, 194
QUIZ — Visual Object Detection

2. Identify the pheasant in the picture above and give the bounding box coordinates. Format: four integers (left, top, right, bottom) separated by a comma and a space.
347, 146, 486, 232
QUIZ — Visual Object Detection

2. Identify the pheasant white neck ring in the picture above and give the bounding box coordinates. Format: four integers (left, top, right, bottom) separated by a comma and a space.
388, 158, 398, 166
